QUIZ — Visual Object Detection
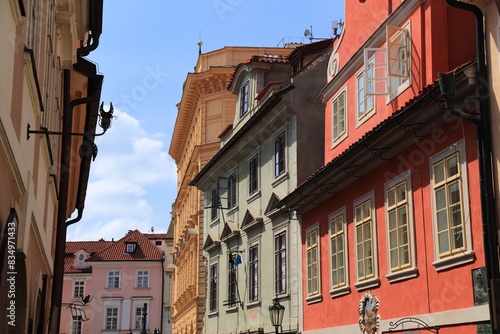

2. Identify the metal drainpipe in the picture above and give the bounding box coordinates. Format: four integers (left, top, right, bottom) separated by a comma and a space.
445, 0, 499, 331
48, 72, 102, 334
48, 2, 104, 333
161, 252, 165, 333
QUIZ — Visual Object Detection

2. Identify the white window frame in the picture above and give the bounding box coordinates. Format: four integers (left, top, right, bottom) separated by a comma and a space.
209, 186, 219, 222
305, 223, 322, 304
248, 151, 260, 198
355, 65, 375, 127
227, 250, 238, 308
364, 21, 411, 100
228, 170, 238, 210
353, 191, 380, 290
209, 259, 219, 314
136, 269, 150, 288
73, 279, 85, 298
274, 131, 287, 178
331, 87, 348, 148
430, 140, 473, 271
248, 238, 260, 304
134, 305, 144, 329
329, 207, 350, 297
239, 81, 249, 116
132, 301, 149, 330
71, 319, 82, 334
273, 226, 288, 297
126, 243, 134, 253
104, 307, 119, 330
384, 170, 418, 282
106, 270, 121, 289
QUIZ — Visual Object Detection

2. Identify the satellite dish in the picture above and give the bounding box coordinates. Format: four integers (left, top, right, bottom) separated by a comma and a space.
304, 29, 311, 37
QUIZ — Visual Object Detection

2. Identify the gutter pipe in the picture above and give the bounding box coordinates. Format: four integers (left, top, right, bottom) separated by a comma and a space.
48, 1, 104, 332
446, 0, 499, 331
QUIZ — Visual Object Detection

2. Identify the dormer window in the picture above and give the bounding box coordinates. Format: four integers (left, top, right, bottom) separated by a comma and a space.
239, 82, 249, 116
72, 250, 90, 269
126, 242, 136, 253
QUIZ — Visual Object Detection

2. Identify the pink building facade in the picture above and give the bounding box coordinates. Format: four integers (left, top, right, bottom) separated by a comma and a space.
60, 230, 166, 334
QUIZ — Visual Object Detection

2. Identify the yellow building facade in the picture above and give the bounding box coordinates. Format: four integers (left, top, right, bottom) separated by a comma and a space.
168, 45, 294, 334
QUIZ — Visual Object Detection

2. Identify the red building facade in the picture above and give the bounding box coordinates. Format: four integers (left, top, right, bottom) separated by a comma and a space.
277, 0, 492, 333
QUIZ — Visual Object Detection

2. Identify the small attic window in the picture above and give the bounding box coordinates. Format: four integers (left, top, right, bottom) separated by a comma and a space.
77, 253, 85, 262
126, 243, 136, 253
155, 240, 162, 246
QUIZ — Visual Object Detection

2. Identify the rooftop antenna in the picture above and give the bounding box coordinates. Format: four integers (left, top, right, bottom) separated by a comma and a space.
304, 25, 314, 42
332, 19, 344, 37
303, 25, 331, 43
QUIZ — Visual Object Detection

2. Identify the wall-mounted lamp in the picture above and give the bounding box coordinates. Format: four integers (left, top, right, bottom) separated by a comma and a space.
438, 72, 456, 107
438, 72, 480, 124
62, 295, 92, 321
27, 102, 114, 140
268, 297, 285, 334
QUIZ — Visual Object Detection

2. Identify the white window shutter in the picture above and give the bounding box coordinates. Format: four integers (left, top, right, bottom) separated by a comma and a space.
364, 47, 388, 95
387, 25, 409, 96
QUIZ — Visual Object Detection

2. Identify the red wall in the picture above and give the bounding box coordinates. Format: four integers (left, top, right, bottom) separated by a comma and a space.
302, 121, 484, 330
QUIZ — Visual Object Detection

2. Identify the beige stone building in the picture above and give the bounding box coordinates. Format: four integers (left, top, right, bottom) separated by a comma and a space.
0, 1, 106, 333
168, 45, 295, 334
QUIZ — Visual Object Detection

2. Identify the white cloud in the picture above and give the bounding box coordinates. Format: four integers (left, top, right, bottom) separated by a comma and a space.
66, 108, 176, 241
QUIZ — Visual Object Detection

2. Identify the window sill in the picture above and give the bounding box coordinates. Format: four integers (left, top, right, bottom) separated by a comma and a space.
355, 110, 375, 129
272, 172, 289, 187
135, 287, 151, 290
226, 305, 239, 313
227, 205, 239, 216
247, 190, 261, 204
329, 285, 351, 298
209, 218, 220, 228
354, 277, 380, 291
246, 300, 261, 308
208, 310, 218, 317
386, 267, 418, 283
433, 250, 475, 272
105, 288, 121, 290
305, 294, 323, 305
330, 133, 347, 150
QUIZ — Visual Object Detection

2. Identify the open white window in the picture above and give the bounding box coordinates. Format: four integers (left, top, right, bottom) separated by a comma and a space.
364, 23, 410, 99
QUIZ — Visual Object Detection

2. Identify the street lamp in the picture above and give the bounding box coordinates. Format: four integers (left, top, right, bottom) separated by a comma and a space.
141, 303, 148, 334
61, 295, 92, 321
268, 297, 285, 334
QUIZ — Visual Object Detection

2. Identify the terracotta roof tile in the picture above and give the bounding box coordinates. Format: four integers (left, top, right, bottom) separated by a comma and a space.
218, 124, 233, 139
228, 54, 290, 89
87, 229, 164, 262
64, 240, 113, 273
65, 240, 114, 254
145, 233, 167, 239
255, 81, 283, 101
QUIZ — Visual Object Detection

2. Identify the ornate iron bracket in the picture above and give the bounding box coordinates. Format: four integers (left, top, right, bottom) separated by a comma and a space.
27, 102, 114, 140
62, 295, 92, 321
387, 317, 439, 333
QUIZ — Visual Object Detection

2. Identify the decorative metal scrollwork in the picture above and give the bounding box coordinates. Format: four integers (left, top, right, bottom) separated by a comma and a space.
62, 295, 92, 321
387, 317, 439, 333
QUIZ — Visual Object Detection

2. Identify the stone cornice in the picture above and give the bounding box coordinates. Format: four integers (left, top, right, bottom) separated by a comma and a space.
169, 68, 234, 162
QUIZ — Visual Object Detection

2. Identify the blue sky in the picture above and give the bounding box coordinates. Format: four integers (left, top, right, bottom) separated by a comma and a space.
67, 0, 345, 241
